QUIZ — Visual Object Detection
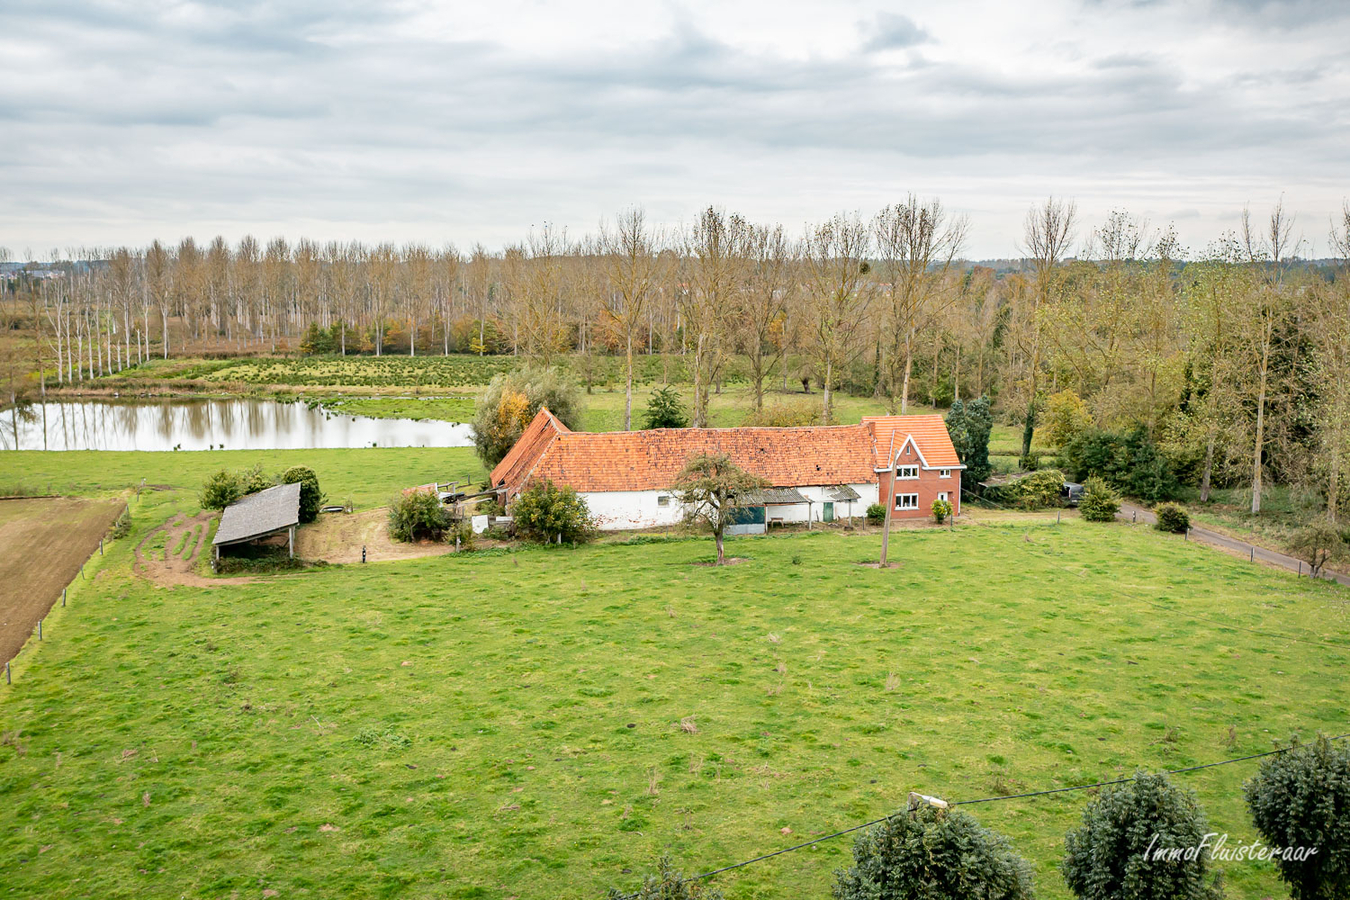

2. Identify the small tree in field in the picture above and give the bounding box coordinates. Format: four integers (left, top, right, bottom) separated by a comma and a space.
609, 857, 724, 900
1289, 521, 1345, 577
1062, 772, 1223, 900
199, 469, 243, 510
642, 385, 689, 429
1245, 735, 1350, 900
472, 365, 582, 467
512, 479, 594, 544
672, 453, 768, 565
834, 806, 1035, 900
932, 498, 952, 524
281, 465, 324, 523
388, 487, 451, 542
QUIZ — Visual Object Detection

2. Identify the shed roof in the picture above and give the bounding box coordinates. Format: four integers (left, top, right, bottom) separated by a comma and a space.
213, 482, 301, 546
828, 484, 862, 501
741, 487, 810, 505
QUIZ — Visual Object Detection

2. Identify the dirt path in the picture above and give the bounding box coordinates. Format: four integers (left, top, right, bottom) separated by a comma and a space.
294, 507, 457, 564
134, 511, 259, 587
1118, 502, 1349, 586
0, 497, 126, 664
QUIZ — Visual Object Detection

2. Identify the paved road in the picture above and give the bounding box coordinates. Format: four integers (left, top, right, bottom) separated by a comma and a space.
1118, 502, 1350, 587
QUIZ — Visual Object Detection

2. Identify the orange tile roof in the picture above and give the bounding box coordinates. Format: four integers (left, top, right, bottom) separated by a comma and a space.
489, 408, 570, 490
492, 409, 962, 496
861, 414, 963, 468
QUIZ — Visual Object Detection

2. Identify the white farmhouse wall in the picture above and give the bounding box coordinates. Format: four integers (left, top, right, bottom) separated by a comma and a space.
568, 482, 879, 532
582, 489, 684, 531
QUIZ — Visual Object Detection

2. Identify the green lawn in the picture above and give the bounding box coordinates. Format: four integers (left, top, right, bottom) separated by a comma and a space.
1, 448, 485, 509
1, 457, 1345, 899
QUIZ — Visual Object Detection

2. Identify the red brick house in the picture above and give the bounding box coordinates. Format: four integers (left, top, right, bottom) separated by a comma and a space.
490, 409, 964, 530
863, 415, 964, 519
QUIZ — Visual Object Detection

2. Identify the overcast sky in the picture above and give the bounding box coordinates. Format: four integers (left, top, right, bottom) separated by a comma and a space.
1, 0, 1347, 259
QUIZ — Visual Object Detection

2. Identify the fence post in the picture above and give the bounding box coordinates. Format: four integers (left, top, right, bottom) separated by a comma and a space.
1250, 547, 1254, 562
1184, 528, 1188, 541
38, 620, 42, 640
5, 661, 9, 684
1132, 511, 1136, 523
1057, 510, 1061, 524
100, 538, 104, 555
62, 587, 67, 607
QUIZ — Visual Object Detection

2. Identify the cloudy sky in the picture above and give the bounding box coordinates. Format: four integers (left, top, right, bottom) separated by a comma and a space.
1, 0, 1347, 258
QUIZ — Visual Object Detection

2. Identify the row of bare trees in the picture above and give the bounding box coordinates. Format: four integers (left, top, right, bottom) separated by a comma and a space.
4, 198, 1349, 516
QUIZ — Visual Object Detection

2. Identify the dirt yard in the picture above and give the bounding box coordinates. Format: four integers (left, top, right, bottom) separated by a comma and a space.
0, 497, 126, 664
294, 507, 458, 564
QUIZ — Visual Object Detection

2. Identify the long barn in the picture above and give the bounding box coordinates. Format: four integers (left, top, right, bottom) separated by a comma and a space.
489, 409, 964, 531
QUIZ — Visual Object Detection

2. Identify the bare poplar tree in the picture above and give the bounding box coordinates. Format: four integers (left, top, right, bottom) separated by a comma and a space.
1018, 197, 1078, 457
601, 208, 658, 430
804, 212, 873, 423
872, 195, 968, 414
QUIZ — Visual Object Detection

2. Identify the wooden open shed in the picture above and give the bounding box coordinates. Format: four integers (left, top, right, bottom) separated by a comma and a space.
212, 482, 301, 564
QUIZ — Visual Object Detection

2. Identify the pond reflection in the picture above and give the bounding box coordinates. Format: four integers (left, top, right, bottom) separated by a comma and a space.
0, 400, 474, 452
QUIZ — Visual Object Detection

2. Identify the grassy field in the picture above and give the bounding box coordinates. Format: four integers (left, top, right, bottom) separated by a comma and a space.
0, 448, 486, 509
0, 454, 1346, 899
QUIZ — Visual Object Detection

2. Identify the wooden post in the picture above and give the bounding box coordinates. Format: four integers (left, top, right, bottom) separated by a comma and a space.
62, 587, 66, 607
880, 433, 897, 567
288, 526, 294, 559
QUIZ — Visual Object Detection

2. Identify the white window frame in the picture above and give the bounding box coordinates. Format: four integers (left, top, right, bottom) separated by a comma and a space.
896, 465, 919, 480
894, 493, 919, 510
937, 491, 949, 502
939, 468, 951, 478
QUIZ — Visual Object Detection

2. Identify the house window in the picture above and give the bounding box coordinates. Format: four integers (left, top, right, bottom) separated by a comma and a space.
939, 468, 951, 478
896, 466, 919, 479
657, 495, 670, 507
894, 493, 919, 510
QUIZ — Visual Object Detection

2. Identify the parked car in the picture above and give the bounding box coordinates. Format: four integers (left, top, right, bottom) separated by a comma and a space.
1061, 482, 1085, 506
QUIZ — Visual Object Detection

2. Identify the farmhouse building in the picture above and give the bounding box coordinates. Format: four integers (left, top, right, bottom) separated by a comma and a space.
490, 409, 964, 531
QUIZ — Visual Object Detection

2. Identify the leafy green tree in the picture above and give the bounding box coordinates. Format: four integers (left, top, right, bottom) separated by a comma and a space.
199, 469, 243, 511
1079, 476, 1121, 522
472, 365, 583, 467
512, 479, 595, 544
834, 806, 1035, 900
672, 453, 769, 565
1046, 390, 1094, 449
947, 396, 993, 484
643, 385, 689, 429
1063, 772, 1223, 900
1244, 734, 1350, 900
281, 465, 324, 524
387, 487, 451, 542
608, 857, 723, 900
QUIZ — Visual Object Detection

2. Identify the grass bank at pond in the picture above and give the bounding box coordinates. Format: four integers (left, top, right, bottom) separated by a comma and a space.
0, 486, 1345, 899
2, 447, 484, 509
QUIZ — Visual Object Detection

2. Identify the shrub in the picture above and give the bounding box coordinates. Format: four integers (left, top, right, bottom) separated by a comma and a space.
608, 857, 724, 900
642, 385, 689, 429
1019, 453, 1040, 472
1062, 427, 1181, 504
472, 365, 582, 467
199, 469, 244, 510
387, 487, 451, 542
834, 805, 1035, 900
1045, 390, 1094, 450
866, 503, 886, 525
281, 465, 324, 524
932, 498, 952, 524
1289, 521, 1345, 577
241, 464, 274, 495
1063, 772, 1223, 900
741, 400, 819, 427
1154, 502, 1190, 534
1079, 476, 1121, 523
1244, 734, 1350, 900
512, 479, 595, 544
1012, 469, 1065, 510
947, 396, 993, 484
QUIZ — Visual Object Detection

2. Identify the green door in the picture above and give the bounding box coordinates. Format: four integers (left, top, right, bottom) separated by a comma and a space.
822, 501, 834, 523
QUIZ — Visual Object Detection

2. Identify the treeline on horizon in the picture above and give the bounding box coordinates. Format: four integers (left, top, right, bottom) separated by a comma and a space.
2, 196, 1349, 520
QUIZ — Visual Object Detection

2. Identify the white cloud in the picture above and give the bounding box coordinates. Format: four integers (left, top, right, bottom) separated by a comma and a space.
0, 0, 1346, 257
